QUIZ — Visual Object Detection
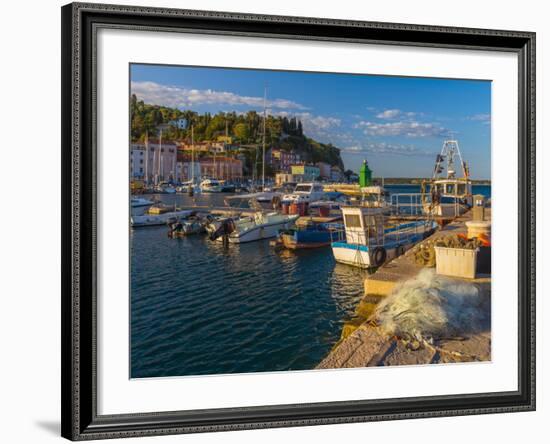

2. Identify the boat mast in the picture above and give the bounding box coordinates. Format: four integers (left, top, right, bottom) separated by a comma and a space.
433, 138, 467, 180
191, 125, 194, 183
262, 85, 267, 190
158, 128, 163, 182
144, 130, 149, 185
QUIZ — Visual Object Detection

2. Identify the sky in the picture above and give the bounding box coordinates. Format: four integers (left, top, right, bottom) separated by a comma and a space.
130, 64, 491, 179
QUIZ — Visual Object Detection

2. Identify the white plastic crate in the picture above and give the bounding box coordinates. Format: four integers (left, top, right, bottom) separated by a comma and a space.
434, 246, 478, 279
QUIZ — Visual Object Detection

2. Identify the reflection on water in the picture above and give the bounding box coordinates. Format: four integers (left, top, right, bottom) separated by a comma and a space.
131, 223, 364, 378
131, 185, 491, 378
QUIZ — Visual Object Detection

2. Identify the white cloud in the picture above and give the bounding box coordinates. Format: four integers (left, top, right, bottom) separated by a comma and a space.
373, 108, 418, 120
376, 109, 401, 119
354, 120, 449, 138
131, 81, 308, 110
467, 113, 491, 124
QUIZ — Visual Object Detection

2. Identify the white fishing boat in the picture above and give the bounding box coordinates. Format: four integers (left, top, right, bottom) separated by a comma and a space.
130, 197, 154, 216
422, 139, 473, 218
200, 178, 222, 193
209, 212, 299, 243
282, 182, 326, 204
131, 209, 194, 227
331, 206, 436, 269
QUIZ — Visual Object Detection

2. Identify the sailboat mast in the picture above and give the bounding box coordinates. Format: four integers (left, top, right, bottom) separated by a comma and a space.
191, 125, 195, 183
158, 128, 163, 181
262, 86, 267, 190
144, 131, 149, 185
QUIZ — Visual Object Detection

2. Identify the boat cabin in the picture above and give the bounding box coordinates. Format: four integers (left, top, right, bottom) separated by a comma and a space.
341, 206, 385, 246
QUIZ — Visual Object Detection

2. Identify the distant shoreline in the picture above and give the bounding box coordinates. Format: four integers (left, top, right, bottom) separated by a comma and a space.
374, 178, 491, 186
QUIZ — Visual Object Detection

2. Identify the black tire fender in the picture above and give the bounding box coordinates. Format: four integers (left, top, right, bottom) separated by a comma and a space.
371, 246, 387, 267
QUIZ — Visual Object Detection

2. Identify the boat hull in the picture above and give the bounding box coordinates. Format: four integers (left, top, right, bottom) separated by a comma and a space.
131, 204, 153, 217
280, 230, 332, 249
219, 218, 298, 243
131, 210, 194, 227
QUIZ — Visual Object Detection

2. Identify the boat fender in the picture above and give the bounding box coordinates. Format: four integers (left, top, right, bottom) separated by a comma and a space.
371, 247, 387, 267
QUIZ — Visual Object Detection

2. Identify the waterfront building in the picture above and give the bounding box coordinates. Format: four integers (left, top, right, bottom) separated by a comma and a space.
290, 164, 321, 182
271, 149, 301, 172
176, 152, 201, 182
199, 156, 243, 180
130, 140, 178, 183
330, 165, 343, 182
275, 173, 299, 185
316, 162, 332, 179
179, 141, 229, 153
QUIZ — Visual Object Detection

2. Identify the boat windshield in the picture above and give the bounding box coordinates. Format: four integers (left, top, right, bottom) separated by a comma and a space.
295, 185, 312, 193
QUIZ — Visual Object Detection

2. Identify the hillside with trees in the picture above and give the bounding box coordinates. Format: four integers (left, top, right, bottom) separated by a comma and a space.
130, 95, 345, 173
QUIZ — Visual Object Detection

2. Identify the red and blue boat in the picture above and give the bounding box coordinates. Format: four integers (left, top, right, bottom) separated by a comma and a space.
279, 219, 343, 249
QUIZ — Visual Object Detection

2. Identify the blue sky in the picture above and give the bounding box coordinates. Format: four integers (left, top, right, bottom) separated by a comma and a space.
131, 64, 491, 179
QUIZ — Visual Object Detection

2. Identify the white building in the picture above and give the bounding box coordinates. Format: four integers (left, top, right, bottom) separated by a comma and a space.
169, 118, 187, 129
130, 141, 178, 183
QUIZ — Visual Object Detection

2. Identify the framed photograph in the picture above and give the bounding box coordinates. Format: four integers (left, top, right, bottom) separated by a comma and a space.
61, 2, 535, 440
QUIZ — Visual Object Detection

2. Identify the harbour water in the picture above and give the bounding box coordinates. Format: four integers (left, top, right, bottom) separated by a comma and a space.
130, 185, 491, 378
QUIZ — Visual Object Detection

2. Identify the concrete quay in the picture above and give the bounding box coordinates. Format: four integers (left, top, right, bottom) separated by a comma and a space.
317, 209, 492, 369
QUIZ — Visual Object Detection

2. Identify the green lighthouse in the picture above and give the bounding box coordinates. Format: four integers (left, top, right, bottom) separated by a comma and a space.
359, 159, 372, 187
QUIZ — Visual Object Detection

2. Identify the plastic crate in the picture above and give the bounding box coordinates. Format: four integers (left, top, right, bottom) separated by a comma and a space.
434, 246, 478, 279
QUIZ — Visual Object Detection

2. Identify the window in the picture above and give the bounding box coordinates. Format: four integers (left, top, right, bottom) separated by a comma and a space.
344, 214, 362, 228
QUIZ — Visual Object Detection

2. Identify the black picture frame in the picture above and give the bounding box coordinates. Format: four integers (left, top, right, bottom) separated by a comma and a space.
61, 2, 536, 440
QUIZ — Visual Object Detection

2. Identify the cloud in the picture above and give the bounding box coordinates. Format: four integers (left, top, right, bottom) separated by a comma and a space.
372, 108, 419, 120
342, 142, 435, 157
354, 120, 449, 138
376, 109, 401, 119
467, 113, 491, 124
131, 81, 308, 110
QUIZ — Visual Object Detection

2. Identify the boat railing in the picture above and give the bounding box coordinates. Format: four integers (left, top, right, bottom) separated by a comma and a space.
390, 193, 425, 217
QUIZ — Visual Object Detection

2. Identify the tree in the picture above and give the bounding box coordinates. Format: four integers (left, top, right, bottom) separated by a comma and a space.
233, 123, 251, 142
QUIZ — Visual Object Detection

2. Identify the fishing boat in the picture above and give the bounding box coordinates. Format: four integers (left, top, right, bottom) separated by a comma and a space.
422, 139, 473, 218
282, 182, 326, 204
279, 218, 343, 249
331, 206, 436, 269
130, 197, 154, 216
200, 178, 222, 193
131, 209, 195, 227
208, 212, 299, 243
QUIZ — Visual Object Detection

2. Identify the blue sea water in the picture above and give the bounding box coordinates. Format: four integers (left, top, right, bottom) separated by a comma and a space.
130, 184, 491, 378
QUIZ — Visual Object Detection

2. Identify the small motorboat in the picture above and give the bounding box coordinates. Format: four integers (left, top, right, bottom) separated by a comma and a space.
279, 219, 343, 249
200, 178, 222, 193
168, 215, 207, 237
130, 197, 154, 216
131, 210, 195, 227
207, 212, 299, 244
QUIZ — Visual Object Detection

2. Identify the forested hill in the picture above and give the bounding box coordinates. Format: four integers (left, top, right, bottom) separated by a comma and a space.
130, 95, 344, 170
